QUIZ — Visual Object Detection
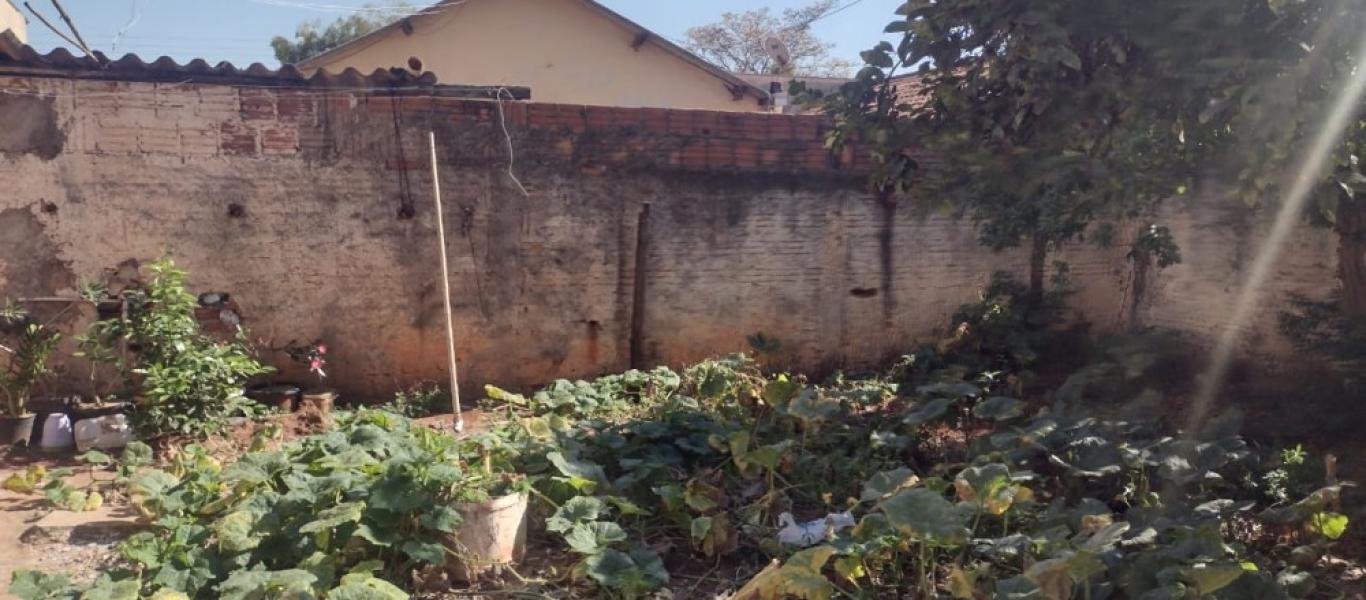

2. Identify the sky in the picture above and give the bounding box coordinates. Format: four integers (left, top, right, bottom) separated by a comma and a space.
18, 0, 901, 69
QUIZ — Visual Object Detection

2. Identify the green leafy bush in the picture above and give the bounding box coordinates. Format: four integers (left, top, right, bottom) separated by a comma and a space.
80, 258, 271, 437
384, 384, 449, 418
488, 350, 1345, 599
10, 410, 524, 599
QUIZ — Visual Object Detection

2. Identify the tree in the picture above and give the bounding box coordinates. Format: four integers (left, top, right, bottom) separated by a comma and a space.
683, 1, 853, 77
271, 2, 414, 65
820, 0, 1332, 297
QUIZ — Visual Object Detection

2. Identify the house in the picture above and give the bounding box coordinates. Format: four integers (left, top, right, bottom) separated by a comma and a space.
1, 0, 25, 43
296, 0, 770, 112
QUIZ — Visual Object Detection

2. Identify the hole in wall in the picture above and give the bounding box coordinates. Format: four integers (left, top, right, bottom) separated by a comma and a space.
850, 287, 879, 298
227, 203, 247, 218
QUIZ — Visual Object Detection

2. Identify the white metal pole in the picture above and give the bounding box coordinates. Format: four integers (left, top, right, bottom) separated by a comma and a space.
429, 131, 464, 433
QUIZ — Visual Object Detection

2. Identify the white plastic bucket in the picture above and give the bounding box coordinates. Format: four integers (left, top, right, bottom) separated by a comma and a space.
445, 492, 528, 582
39, 413, 74, 451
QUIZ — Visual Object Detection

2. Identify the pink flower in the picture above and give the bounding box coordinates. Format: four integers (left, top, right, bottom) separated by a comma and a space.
316, 344, 328, 355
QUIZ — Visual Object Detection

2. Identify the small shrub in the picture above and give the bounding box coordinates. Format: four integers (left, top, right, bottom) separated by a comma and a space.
0, 303, 61, 417
385, 383, 449, 417
80, 258, 271, 437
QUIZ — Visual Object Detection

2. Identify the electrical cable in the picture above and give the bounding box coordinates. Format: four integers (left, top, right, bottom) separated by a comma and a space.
112, 0, 150, 52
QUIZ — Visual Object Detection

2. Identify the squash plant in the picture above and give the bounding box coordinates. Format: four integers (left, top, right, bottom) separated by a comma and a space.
11, 410, 527, 599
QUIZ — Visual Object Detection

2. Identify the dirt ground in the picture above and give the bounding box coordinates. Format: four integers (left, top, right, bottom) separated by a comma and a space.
0, 451, 143, 599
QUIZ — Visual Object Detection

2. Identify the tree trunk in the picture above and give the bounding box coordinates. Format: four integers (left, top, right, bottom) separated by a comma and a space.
1339, 200, 1366, 318
1129, 254, 1151, 332
1028, 233, 1048, 300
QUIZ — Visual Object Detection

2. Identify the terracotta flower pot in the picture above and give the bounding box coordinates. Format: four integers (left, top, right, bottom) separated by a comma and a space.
246, 384, 302, 414
299, 390, 337, 415
0, 413, 37, 446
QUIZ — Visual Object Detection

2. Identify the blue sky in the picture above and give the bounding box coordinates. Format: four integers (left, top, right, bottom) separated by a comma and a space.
19, 0, 900, 68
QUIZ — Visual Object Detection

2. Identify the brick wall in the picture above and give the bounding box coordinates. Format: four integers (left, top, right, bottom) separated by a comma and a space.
0, 74, 1140, 400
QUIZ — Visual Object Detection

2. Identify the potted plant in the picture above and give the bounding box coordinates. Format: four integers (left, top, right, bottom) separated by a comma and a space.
287, 340, 336, 414
0, 303, 62, 445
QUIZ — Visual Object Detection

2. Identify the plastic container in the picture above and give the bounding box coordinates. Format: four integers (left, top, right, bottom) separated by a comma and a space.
74, 414, 134, 452
0, 414, 36, 446
446, 492, 529, 582
39, 413, 74, 451
299, 390, 337, 415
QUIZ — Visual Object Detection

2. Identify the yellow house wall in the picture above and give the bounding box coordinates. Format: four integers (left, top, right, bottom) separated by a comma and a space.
306, 0, 764, 112
1, 1, 25, 43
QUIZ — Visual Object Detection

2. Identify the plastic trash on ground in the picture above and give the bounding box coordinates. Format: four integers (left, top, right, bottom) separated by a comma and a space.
776, 511, 856, 547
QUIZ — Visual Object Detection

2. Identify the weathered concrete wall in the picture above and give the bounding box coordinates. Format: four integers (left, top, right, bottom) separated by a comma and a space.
0, 74, 1132, 400
1133, 197, 1340, 368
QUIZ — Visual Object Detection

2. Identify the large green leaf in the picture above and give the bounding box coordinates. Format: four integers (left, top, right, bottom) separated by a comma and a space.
1308, 512, 1349, 540
216, 569, 317, 600
120, 442, 154, 467
547, 452, 609, 492
785, 389, 840, 422
299, 501, 364, 534
418, 506, 463, 533
860, 467, 920, 502
7, 570, 79, 600
401, 540, 447, 564
213, 511, 260, 553
584, 548, 667, 596
1180, 563, 1245, 595
879, 488, 968, 545
547, 496, 605, 533
566, 521, 627, 554
974, 396, 1026, 421
762, 376, 802, 409
903, 398, 952, 425
917, 382, 981, 398
80, 579, 139, 600
325, 574, 408, 600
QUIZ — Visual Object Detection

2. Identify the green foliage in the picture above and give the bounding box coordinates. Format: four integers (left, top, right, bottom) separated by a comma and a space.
10, 285, 1352, 600
10, 411, 523, 599
80, 258, 272, 438
383, 384, 448, 418
270, 2, 412, 64
483, 366, 681, 420
1129, 224, 1183, 269
1280, 293, 1366, 381
0, 303, 61, 416
498, 336, 1339, 599
1262, 444, 1320, 504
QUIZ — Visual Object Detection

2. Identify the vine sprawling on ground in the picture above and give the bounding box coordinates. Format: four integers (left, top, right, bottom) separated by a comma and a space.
9, 277, 1352, 599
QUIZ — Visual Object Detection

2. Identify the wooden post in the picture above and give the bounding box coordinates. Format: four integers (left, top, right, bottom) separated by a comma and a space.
628, 203, 651, 369
429, 132, 464, 432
